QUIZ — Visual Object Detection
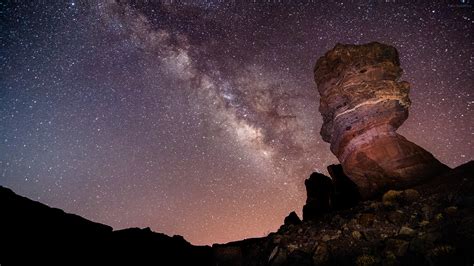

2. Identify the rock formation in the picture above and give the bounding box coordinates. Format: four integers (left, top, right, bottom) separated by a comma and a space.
302, 172, 334, 221
2, 160, 473, 266
302, 166, 360, 221
213, 161, 474, 266
284, 211, 302, 226
314, 42, 450, 198
327, 164, 360, 209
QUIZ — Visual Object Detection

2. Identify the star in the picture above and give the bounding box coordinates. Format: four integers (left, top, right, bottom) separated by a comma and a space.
0, 0, 471, 245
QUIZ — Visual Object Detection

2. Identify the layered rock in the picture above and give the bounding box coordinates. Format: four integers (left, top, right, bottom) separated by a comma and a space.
314, 42, 449, 198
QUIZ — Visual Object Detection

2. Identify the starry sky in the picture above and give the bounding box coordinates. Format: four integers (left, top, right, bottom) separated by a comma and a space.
0, 0, 472, 245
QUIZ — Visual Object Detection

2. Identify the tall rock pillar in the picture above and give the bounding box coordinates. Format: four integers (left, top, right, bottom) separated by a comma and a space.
314, 42, 449, 198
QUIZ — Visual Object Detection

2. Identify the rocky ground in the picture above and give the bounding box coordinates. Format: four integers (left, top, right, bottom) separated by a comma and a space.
2, 161, 472, 266
213, 161, 474, 266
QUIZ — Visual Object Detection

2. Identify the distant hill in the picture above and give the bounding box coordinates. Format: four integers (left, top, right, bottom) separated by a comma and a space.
0, 185, 213, 265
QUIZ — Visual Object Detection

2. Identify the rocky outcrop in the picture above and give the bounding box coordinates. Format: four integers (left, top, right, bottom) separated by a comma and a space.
303, 172, 334, 221
314, 42, 450, 198
302, 166, 361, 221
284, 211, 302, 226
214, 161, 474, 266
328, 164, 361, 210
2, 160, 472, 266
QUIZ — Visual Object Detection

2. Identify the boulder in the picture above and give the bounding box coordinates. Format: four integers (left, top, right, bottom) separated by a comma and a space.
327, 164, 361, 209
284, 211, 302, 226
302, 172, 334, 221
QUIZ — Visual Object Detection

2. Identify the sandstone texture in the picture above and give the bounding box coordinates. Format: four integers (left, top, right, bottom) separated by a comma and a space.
314, 42, 449, 198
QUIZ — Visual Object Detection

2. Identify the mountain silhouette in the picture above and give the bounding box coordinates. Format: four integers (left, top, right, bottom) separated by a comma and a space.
0, 185, 212, 265
1, 160, 473, 265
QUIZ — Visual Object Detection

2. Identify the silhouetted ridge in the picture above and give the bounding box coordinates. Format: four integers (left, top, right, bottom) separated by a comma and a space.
0, 186, 212, 265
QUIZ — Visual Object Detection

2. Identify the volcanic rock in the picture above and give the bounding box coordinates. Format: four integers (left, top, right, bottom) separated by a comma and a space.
302, 172, 334, 221
327, 164, 361, 209
3, 161, 472, 265
314, 42, 450, 198
284, 211, 302, 226
398, 226, 416, 237
213, 161, 472, 265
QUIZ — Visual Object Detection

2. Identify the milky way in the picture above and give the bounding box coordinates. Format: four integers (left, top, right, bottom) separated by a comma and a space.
1, 1, 472, 245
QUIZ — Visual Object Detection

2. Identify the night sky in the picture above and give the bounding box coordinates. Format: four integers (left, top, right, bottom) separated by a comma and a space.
1, 0, 472, 245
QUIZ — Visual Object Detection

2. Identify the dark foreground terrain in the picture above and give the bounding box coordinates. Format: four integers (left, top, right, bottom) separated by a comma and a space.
0, 185, 213, 265
214, 161, 474, 266
1, 161, 473, 266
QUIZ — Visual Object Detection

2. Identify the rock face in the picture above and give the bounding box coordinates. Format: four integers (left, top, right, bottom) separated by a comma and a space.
314, 42, 449, 198
302, 172, 334, 221
327, 164, 360, 210
214, 161, 474, 266
2, 160, 473, 266
284, 211, 302, 226
303, 168, 361, 221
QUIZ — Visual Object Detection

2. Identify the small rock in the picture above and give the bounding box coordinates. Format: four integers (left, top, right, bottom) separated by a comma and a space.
284, 211, 302, 226
352, 231, 362, 240
444, 206, 458, 216
273, 235, 282, 244
312, 243, 329, 265
331, 233, 341, 241
419, 220, 429, 227
386, 238, 409, 257
383, 251, 398, 266
421, 205, 433, 220
287, 244, 299, 253
383, 190, 403, 206
359, 213, 376, 227
387, 211, 405, 225
321, 234, 331, 242
402, 189, 420, 202
269, 246, 279, 262
350, 218, 358, 226
426, 245, 456, 264
399, 226, 416, 237
355, 255, 378, 266
369, 202, 382, 210
409, 233, 438, 254
270, 247, 288, 266
300, 243, 314, 254
362, 230, 378, 242
331, 215, 345, 226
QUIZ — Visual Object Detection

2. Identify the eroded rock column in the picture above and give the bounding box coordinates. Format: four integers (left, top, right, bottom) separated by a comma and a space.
314, 42, 449, 198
